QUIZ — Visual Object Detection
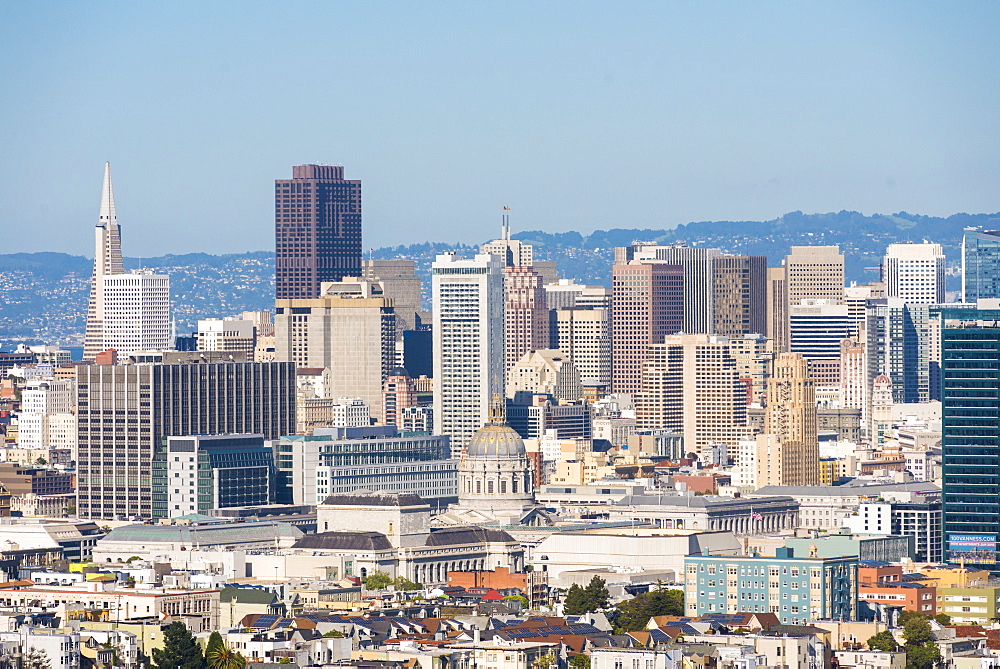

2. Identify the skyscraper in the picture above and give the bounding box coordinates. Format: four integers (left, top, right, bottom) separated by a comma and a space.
275, 164, 362, 300
635, 334, 752, 455
84, 162, 124, 361
762, 352, 819, 485
432, 252, 505, 456
711, 255, 767, 337
503, 266, 549, 374
610, 261, 684, 395
788, 299, 850, 386
100, 271, 171, 356
865, 298, 937, 405
766, 267, 789, 352
616, 244, 721, 334
962, 229, 1000, 303
883, 243, 945, 304
940, 305, 1000, 569
274, 277, 396, 421
549, 307, 612, 387
76, 361, 295, 520
784, 245, 845, 307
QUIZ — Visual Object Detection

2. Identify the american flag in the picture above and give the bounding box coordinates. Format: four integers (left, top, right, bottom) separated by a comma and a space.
752, 510, 764, 521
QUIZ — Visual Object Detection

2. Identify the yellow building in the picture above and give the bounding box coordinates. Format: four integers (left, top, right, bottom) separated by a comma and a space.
911, 566, 991, 588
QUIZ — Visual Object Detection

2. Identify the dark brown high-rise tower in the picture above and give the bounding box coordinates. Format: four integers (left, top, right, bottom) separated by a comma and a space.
275, 164, 362, 299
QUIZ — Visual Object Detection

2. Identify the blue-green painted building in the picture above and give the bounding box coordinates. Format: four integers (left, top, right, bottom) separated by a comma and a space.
940, 305, 1000, 571
684, 547, 857, 625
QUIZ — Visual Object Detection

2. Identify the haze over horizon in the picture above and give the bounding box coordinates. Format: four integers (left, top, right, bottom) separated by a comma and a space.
2, 2, 998, 258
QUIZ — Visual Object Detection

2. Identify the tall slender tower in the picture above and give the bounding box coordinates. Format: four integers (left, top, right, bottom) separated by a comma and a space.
432, 252, 505, 457
84, 162, 125, 361
762, 352, 819, 485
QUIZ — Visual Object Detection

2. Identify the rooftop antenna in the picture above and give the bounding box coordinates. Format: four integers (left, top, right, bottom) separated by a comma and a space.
502, 206, 511, 241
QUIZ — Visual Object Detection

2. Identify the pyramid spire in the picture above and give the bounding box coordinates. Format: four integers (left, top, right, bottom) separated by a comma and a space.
99, 161, 117, 224
84, 161, 124, 361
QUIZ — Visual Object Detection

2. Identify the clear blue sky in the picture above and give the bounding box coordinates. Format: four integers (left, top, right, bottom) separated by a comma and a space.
2, 2, 998, 257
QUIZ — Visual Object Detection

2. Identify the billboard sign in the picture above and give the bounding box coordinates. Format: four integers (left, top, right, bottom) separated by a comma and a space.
948, 533, 997, 565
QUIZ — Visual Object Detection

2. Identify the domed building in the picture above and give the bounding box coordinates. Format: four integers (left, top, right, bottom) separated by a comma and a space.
437, 404, 547, 526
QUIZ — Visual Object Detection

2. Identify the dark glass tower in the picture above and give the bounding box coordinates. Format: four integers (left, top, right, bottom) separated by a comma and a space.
275, 164, 362, 299
941, 306, 1000, 570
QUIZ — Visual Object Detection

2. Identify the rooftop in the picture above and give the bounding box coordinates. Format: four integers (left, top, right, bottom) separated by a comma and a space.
320, 490, 427, 508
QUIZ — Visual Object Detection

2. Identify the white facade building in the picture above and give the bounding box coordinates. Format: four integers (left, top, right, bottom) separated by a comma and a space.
17, 380, 76, 450
197, 317, 256, 355
101, 270, 171, 355
432, 252, 505, 457
330, 398, 371, 427
884, 243, 946, 304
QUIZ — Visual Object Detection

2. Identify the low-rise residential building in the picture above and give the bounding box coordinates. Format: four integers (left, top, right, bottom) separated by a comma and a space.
833, 650, 906, 669
0, 627, 81, 669
684, 547, 857, 624
0, 583, 219, 631
857, 563, 936, 618
444, 642, 560, 669
936, 585, 1000, 624
591, 647, 682, 669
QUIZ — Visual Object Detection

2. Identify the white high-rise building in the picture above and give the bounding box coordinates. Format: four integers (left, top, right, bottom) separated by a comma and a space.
883, 243, 946, 304
17, 380, 77, 451
101, 270, 171, 356
432, 252, 505, 457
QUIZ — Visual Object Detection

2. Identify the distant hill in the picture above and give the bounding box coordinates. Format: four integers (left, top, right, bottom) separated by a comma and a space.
2, 210, 997, 346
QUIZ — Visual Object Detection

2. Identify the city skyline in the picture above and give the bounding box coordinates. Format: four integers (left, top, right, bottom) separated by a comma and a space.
2, 3, 999, 258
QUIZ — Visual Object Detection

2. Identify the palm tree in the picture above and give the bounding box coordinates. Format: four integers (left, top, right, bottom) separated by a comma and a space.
206, 644, 246, 669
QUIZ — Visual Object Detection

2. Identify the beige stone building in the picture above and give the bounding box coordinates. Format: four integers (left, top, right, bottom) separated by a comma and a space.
275, 278, 396, 422
506, 349, 582, 403
759, 352, 820, 485
549, 307, 611, 386
635, 334, 754, 455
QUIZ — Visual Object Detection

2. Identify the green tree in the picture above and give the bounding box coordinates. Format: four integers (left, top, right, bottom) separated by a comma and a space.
569, 654, 591, 669
934, 613, 951, 625
901, 616, 940, 669
564, 576, 610, 615
392, 576, 423, 591
612, 589, 684, 632
152, 621, 207, 669
866, 631, 899, 652
902, 618, 933, 646
906, 643, 940, 669
204, 633, 224, 665
362, 570, 392, 590
897, 611, 929, 628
